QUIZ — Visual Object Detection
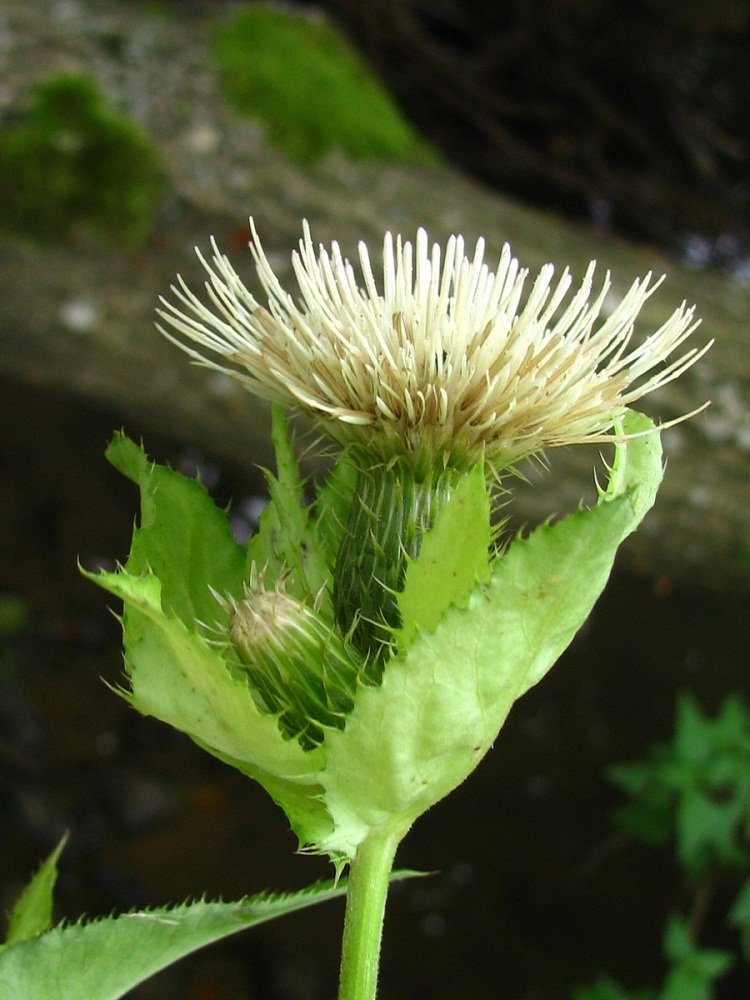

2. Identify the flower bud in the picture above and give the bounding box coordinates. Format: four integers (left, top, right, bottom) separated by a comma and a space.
229, 575, 365, 750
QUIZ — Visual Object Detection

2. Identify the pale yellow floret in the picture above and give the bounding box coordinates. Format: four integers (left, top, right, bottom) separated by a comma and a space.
157, 218, 711, 471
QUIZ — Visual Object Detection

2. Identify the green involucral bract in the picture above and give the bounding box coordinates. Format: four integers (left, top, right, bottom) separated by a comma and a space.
88, 408, 662, 863
333, 458, 478, 664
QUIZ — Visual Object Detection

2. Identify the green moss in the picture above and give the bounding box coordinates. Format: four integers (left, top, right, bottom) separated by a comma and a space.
0, 73, 164, 247
212, 5, 435, 166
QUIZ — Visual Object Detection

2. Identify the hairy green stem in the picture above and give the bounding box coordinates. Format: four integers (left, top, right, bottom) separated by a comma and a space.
338, 823, 407, 1000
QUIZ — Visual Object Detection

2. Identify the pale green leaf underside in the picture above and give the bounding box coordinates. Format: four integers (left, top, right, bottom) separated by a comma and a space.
84, 567, 322, 782
319, 411, 663, 853
91, 429, 334, 848
85, 564, 334, 848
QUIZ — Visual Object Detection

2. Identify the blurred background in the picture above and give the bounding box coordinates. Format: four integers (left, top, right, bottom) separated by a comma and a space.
1, 1, 749, 998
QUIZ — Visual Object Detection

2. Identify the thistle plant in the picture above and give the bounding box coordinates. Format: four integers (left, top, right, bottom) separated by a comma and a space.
158, 222, 704, 659
30, 220, 709, 1000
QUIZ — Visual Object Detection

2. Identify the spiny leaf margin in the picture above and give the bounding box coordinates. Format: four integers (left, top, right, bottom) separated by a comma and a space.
2, 835, 67, 950
0, 872, 420, 1000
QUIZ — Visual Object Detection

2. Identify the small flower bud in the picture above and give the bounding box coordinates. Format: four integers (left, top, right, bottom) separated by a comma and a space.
229, 575, 365, 750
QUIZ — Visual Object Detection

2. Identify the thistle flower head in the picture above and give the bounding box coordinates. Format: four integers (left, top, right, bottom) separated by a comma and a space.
158, 218, 709, 473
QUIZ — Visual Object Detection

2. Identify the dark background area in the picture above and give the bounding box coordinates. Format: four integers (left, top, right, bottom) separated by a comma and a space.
319, 0, 750, 269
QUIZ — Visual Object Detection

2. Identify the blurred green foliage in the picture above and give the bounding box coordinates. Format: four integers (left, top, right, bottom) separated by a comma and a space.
610, 693, 750, 879
211, 4, 435, 166
0, 595, 29, 639
574, 924, 735, 1000
659, 915, 733, 1000
574, 980, 657, 1000
574, 693, 750, 1000
0, 73, 164, 247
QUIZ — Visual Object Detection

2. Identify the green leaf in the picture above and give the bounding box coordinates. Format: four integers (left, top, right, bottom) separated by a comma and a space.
396, 461, 491, 650
318, 411, 663, 857
611, 691, 750, 875
86, 568, 316, 776
90, 429, 341, 852
0, 869, 422, 1000
728, 878, 750, 927
0, 884, 344, 1000
661, 950, 734, 1000
663, 913, 694, 962
2, 835, 67, 949
84, 564, 334, 849
105, 432, 246, 626
611, 801, 674, 847
674, 694, 712, 766
728, 878, 750, 961
661, 915, 733, 1000
246, 407, 329, 599
608, 749, 676, 844
660, 966, 717, 1000
312, 457, 357, 570
677, 788, 743, 875
573, 980, 658, 1000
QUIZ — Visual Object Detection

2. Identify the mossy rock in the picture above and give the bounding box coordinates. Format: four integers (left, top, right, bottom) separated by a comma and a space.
212, 4, 435, 166
0, 73, 164, 247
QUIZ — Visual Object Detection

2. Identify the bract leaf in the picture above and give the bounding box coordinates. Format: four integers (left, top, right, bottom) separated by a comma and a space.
105, 432, 245, 626
312, 457, 357, 570
318, 410, 663, 857
90, 431, 338, 851
85, 568, 307, 774
246, 406, 328, 599
396, 461, 491, 650
84, 566, 332, 849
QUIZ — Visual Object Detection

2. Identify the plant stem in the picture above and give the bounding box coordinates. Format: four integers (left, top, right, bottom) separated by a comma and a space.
338, 823, 406, 1000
